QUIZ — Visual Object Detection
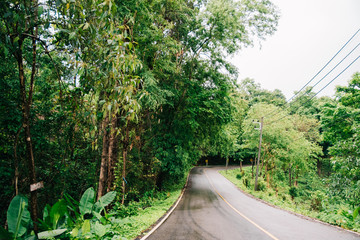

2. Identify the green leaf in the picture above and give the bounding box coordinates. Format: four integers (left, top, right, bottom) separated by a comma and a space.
81, 220, 91, 234
42, 204, 51, 228
0, 227, 14, 239
63, 193, 80, 221
93, 191, 116, 213
7, 195, 31, 238
93, 222, 106, 237
69, 32, 76, 39
79, 187, 95, 216
354, 206, 360, 219
92, 212, 106, 225
70, 227, 79, 237
38, 229, 67, 239
24, 234, 36, 240
83, 22, 90, 30
50, 199, 68, 229
43, 204, 50, 220
13, 36, 20, 43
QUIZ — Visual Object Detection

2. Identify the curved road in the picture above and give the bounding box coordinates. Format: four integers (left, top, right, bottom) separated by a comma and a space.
146, 167, 360, 240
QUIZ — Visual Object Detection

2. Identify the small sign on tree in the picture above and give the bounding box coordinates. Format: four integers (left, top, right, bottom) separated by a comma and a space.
30, 181, 44, 192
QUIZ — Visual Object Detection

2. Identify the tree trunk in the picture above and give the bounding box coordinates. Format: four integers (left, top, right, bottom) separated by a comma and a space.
288, 164, 292, 187
225, 156, 229, 172
13, 125, 22, 196
317, 159, 321, 176
97, 114, 110, 200
260, 157, 265, 177
18, 43, 38, 233
295, 166, 298, 187
251, 158, 254, 178
122, 122, 130, 205
266, 165, 270, 188
107, 115, 119, 192
24, 120, 38, 232
240, 161, 242, 172
29, 2, 39, 230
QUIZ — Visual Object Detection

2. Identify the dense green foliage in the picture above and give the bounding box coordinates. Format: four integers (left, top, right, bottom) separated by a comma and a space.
1, 0, 359, 237
222, 167, 360, 232
0, 0, 279, 237
1, 186, 181, 239
222, 73, 360, 232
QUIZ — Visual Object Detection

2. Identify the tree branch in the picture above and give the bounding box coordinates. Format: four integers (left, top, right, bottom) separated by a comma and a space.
22, 33, 64, 102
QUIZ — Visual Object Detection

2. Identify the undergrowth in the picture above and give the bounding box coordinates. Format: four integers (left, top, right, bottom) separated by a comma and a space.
112, 189, 181, 239
220, 167, 360, 233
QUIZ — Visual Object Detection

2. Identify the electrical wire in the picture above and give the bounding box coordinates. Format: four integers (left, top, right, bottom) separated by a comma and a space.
286, 27, 360, 103
267, 53, 360, 126
286, 41, 360, 105
263, 27, 360, 119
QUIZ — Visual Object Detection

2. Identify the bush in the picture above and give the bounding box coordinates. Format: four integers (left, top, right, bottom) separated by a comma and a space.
115, 201, 140, 218
256, 179, 266, 191
243, 178, 250, 188
289, 187, 298, 200
236, 174, 242, 180
311, 190, 326, 211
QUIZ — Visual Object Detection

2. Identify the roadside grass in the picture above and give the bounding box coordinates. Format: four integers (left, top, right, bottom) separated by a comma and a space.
112, 189, 182, 239
220, 167, 360, 233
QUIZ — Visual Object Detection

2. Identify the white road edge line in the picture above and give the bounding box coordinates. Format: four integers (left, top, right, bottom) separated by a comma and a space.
140, 169, 191, 240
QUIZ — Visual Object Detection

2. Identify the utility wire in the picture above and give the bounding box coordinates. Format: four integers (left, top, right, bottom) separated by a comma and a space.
264, 27, 360, 119
313, 54, 360, 98
287, 41, 360, 105
286, 27, 360, 103
267, 53, 360, 125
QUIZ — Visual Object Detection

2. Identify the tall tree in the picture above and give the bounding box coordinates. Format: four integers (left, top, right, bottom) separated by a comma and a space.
321, 72, 360, 206
239, 78, 286, 107
241, 103, 321, 187
1, 0, 43, 230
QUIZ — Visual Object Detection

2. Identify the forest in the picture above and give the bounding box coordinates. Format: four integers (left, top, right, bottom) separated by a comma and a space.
0, 0, 359, 239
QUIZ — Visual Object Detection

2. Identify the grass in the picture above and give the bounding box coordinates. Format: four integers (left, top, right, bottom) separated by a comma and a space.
114, 189, 182, 239
220, 167, 360, 233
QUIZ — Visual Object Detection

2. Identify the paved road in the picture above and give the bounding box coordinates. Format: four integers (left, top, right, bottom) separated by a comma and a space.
146, 167, 360, 240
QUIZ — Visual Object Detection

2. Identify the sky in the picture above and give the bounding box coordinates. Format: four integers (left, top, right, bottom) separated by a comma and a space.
230, 0, 360, 99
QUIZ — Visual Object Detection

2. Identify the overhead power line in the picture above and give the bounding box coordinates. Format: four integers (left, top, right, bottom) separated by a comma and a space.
289, 41, 360, 104
264, 27, 360, 119
286, 27, 360, 103
268, 53, 360, 125
313, 54, 360, 98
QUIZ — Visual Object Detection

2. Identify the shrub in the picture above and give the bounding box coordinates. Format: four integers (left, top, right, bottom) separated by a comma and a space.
311, 190, 326, 211
289, 187, 298, 200
256, 179, 266, 191
236, 174, 242, 180
243, 178, 250, 188
115, 201, 141, 218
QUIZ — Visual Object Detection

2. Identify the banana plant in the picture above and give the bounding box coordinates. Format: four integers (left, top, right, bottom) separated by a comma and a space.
0, 195, 68, 240
37, 199, 68, 239
5, 195, 31, 239
70, 187, 116, 238
1, 188, 117, 239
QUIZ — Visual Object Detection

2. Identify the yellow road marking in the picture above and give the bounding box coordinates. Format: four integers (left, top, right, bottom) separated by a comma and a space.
204, 170, 280, 240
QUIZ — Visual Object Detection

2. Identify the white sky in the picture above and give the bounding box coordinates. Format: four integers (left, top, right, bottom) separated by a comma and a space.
231, 0, 360, 99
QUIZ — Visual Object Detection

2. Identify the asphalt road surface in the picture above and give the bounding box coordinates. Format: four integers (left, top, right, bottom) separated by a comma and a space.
146, 167, 360, 240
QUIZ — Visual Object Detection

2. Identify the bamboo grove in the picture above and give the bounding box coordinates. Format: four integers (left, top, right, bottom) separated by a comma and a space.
0, 0, 279, 228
